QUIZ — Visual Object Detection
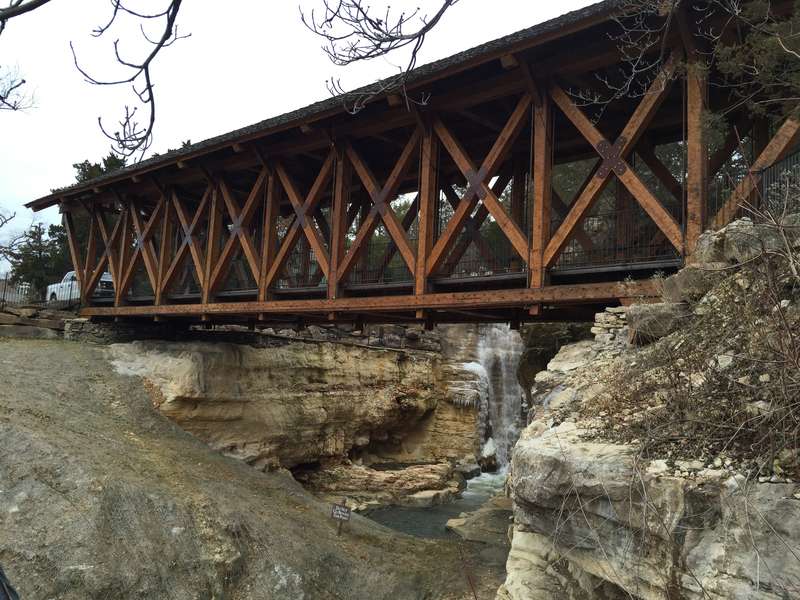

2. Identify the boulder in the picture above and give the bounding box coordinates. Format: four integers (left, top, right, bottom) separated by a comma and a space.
626, 302, 690, 345
723, 218, 783, 264
446, 495, 512, 547
662, 265, 727, 303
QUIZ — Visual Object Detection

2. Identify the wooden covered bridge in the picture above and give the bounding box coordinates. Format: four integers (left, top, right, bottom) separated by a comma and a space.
27, 1, 800, 326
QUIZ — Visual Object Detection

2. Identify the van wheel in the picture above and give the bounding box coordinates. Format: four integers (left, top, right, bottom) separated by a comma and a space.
49, 293, 57, 302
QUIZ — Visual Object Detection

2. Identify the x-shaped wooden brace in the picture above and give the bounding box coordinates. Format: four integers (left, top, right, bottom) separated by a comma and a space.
263, 150, 335, 289
206, 168, 269, 294
81, 205, 126, 300
375, 192, 419, 280
427, 93, 532, 277
118, 197, 165, 299
544, 52, 682, 266
336, 130, 421, 283
439, 171, 514, 275
161, 187, 211, 295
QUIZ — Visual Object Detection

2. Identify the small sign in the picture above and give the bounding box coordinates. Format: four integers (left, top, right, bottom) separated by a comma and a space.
331, 502, 351, 522
331, 498, 351, 536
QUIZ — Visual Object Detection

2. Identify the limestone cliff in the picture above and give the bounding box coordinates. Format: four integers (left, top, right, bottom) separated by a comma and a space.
499, 217, 800, 599
108, 338, 473, 471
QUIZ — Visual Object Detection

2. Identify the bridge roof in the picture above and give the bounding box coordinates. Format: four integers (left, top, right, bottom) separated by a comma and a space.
28, 0, 616, 211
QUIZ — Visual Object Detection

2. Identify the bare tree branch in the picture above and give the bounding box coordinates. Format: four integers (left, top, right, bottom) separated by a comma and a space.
301, 0, 459, 113
69, 0, 187, 161
0, 65, 31, 110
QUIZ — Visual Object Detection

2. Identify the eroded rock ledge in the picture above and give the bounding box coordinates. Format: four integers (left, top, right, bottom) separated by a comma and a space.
499, 218, 800, 600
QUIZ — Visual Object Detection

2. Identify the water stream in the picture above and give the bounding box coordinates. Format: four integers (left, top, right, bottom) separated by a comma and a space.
365, 325, 526, 538
365, 471, 508, 538
466, 324, 526, 469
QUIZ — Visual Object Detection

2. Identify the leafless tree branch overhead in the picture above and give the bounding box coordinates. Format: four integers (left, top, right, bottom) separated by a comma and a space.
301, 0, 459, 112
70, 0, 187, 161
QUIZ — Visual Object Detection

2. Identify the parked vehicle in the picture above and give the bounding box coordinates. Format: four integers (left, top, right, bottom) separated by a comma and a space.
46, 271, 114, 303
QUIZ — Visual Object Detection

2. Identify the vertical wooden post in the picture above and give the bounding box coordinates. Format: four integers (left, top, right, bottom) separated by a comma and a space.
529, 90, 552, 294
203, 183, 223, 307
685, 62, 708, 256
155, 197, 173, 306
114, 205, 130, 307
328, 147, 350, 304
416, 125, 438, 320
82, 211, 98, 301
259, 171, 279, 303
511, 153, 526, 226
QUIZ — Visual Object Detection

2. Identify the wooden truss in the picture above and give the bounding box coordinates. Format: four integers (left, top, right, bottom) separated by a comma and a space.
62, 40, 800, 324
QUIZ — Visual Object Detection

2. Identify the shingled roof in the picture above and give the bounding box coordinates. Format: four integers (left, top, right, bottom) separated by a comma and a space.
27, 0, 617, 211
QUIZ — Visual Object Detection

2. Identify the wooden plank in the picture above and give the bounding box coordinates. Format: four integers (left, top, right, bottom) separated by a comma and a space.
530, 91, 552, 289
259, 173, 280, 302
711, 117, 800, 229
416, 128, 438, 299
328, 149, 351, 300
685, 62, 707, 253
203, 185, 223, 304
80, 279, 663, 318
156, 196, 174, 305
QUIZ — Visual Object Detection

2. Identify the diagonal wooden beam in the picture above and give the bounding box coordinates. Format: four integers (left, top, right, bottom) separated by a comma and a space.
118, 199, 164, 298
156, 196, 174, 305
164, 188, 210, 295
259, 173, 280, 302
208, 169, 268, 291
275, 152, 334, 279
711, 117, 800, 229
428, 95, 532, 276
545, 54, 681, 265
91, 208, 125, 298
338, 131, 420, 281
636, 139, 682, 202
62, 211, 84, 296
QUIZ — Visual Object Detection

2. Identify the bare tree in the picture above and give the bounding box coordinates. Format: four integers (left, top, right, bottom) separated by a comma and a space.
0, 64, 29, 110
301, 0, 459, 113
1, 0, 186, 160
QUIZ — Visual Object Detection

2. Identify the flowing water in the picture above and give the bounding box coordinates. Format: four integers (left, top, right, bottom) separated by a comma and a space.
469, 324, 526, 469
365, 325, 526, 538
365, 471, 508, 538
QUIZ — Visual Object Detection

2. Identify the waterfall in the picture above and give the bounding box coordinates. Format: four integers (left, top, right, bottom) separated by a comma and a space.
463, 324, 525, 469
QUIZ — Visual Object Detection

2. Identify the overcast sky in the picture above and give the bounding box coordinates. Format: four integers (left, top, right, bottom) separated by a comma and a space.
1, 0, 595, 232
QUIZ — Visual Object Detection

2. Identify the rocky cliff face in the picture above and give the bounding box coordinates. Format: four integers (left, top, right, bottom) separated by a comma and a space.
108, 338, 465, 470
0, 339, 470, 600
106, 328, 486, 510
499, 218, 800, 599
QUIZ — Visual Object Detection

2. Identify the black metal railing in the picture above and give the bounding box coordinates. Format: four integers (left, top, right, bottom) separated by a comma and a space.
551, 205, 680, 272
758, 149, 800, 215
